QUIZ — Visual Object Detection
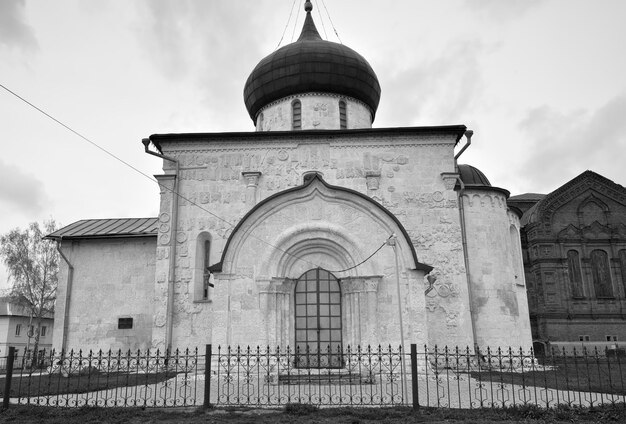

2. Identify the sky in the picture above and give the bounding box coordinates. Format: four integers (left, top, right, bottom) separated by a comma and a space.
1, 0, 625, 288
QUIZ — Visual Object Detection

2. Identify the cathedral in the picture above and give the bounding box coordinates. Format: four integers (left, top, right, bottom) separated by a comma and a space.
47, 2, 532, 358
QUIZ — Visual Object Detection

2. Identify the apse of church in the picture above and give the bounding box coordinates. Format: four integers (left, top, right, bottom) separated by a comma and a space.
49, 1, 532, 353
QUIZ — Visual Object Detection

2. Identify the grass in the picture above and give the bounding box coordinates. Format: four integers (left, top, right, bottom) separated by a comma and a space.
470, 357, 626, 396
0, 404, 625, 423
0, 371, 180, 397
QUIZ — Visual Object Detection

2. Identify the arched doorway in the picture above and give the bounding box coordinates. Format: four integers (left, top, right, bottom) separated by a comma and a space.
294, 268, 343, 368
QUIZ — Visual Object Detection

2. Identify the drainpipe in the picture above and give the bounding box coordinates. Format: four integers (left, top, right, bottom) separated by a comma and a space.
454, 130, 479, 352
143, 138, 179, 354
56, 237, 74, 354
454, 129, 472, 160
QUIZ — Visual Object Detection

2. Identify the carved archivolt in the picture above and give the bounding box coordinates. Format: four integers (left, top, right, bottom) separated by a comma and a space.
535, 171, 626, 225
216, 175, 425, 278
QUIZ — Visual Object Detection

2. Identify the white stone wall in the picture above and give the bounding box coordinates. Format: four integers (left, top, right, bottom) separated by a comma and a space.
256, 93, 372, 131
153, 131, 478, 350
461, 189, 533, 349
53, 238, 156, 351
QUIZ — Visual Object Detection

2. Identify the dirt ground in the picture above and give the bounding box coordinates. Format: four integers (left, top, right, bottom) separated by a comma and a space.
0, 404, 625, 424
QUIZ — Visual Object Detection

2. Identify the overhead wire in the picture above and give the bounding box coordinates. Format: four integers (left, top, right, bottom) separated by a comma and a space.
327, 234, 394, 274
315, 1, 328, 39
290, 0, 301, 42
275, 0, 298, 50
0, 82, 317, 271
0, 83, 390, 276
320, 0, 341, 43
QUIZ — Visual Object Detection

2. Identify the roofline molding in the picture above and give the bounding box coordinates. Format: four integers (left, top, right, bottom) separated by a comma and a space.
148, 125, 467, 153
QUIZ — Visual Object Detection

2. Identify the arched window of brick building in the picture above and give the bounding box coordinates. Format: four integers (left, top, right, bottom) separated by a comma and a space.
292, 99, 302, 130
567, 250, 584, 298
591, 249, 613, 298
509, 225, 524, 285
619, 249, 626, 294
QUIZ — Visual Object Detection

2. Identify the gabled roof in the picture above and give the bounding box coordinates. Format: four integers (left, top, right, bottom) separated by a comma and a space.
45, 218, 158, 241
520, 171, 626, 226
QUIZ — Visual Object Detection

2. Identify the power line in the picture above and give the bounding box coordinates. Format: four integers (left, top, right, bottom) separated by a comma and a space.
320, 0, 341, 43
316, 1, 328, 39
0, 83, 150, 182
275, 0, 298, 50
0, 83, 389, 275
0, 82, 318, 270
290, 0, 301, 42
327, 234, 393, 274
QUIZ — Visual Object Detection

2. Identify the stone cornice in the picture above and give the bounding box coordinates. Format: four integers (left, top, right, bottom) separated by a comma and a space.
148, 125, 467, 152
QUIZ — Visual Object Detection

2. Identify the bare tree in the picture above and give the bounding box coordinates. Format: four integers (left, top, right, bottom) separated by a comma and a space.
0, 220, 58, 367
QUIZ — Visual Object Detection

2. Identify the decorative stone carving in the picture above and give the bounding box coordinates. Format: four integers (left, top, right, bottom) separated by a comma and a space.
159, 234, 170, 245
365, 170, 381, 191
440, 172, 459, 191
242, 171, 262, 188
242, 171, 262, 206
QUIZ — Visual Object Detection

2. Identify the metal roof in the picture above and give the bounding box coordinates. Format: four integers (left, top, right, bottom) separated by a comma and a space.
508, 193, 546, 201
45, 218, 158, 240
458, 164, 492, 187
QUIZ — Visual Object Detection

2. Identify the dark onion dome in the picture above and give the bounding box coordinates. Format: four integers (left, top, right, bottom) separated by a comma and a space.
243, 2, 381, 124
457, 164, 492, 187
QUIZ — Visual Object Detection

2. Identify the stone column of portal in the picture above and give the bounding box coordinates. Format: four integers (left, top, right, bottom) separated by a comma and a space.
342, 277, 381, 349
342, 278, 361, 348
277, 279, 295, 348
242, 172, 261, 207
261, 278, 295, 348
257, 279, 273, 346
362, 278, 380, 347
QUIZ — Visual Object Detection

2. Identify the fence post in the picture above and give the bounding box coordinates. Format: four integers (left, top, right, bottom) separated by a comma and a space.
3, 347, 15, 410
204, 344, 212, 408
410, 343, 419, 410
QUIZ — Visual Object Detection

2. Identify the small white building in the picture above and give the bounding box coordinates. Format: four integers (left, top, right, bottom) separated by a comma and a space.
47, 2, 532, 361
0, 299, 54, 365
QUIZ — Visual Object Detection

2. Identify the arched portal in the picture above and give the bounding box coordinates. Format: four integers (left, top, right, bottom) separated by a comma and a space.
294, 268, 342, 368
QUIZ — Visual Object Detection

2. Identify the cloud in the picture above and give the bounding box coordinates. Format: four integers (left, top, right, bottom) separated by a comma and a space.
0, 159, 48, 214
134, 0, 280, 130
517, 94, 626, 191
0, 0, 38, 52
465, 0, 545, 21
377, 39, 485, 126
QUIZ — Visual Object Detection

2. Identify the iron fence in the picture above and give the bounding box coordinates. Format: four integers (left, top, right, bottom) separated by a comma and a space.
1, 344, 625, 409
1, 347, 200, 408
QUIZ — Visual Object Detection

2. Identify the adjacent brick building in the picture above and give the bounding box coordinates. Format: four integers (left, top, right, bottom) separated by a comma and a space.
509, 171, 626, 354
